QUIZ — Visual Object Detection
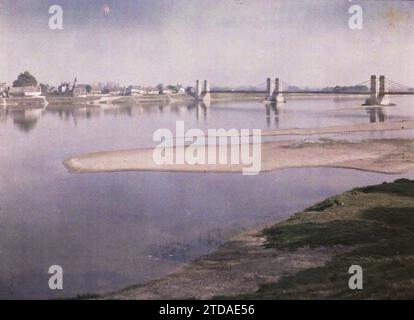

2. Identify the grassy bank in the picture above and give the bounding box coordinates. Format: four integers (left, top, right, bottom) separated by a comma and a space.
235, 178, 414, 299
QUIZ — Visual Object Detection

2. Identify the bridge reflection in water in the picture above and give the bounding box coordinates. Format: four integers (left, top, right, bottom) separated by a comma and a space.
265, 102, 282, 128
366, 107, 388, 123
0, 98, 394, 133
188, 101, 391, 128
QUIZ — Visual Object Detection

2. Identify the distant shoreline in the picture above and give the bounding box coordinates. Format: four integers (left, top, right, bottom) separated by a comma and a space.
1, 91, 388, 107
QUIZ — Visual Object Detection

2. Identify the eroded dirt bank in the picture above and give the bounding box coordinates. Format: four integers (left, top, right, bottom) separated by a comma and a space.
103, 227, 349, 299
104, 179, 414, 300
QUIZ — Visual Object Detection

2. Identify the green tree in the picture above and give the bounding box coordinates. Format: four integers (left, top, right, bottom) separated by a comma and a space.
156, 83, 164, 94
40, 83, 50, 94
13, 71, 38, 87
85, 85, 92, 93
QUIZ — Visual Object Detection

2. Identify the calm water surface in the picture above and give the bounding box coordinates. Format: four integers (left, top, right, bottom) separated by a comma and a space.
1, 96, 414, 299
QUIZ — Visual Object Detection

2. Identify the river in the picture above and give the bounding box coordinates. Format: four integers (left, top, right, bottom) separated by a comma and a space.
1, 96, 414, 299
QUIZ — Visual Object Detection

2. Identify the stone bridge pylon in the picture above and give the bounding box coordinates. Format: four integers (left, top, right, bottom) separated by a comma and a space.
194, 80, 211, 102
364, 75, 392, 106
265, 78, 285, 103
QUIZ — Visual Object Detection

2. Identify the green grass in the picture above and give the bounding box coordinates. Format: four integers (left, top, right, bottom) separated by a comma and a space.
234, 179, 414, 299
67, 293, 101, 300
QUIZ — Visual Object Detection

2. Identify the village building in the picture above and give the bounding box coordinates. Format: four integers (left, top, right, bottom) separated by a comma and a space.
90, 90, 102, 96
164, 85, 185, 94
144, 87, 160, 95
0, 82, 9, 97
8, 85, 42, 97
73, 84, 90, 97
125, 85, 160, 95
162, 88, 174, 94
125, 85, 142, 96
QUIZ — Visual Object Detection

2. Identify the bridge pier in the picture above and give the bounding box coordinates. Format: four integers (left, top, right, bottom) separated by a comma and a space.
378, 75, 390, 106
266, 78, 275, 101
202, 80, 211, 102
364, 75, 379, 105
194, 80, 211, 102
266, 78, 284, 103
274, 78, 285, 103
364, 75, 392, 106
195, 80, 202, 100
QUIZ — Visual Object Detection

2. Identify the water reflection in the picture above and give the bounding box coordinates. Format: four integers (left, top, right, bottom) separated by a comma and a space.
0, 100, 405, 134
195, 101, 209, 121
366, 107, 388, 123
8, 108, 43, 133
45, 104, 101, 121
265, 102, 283, 128
0, 106, 6, 121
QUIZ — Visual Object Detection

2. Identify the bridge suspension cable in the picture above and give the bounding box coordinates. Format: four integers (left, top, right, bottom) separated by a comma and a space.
281, 79, 370, 90
386, 79, 411, 89
281, 80, 297, 89
252, 81, 266, 88
352, 80, 370, 87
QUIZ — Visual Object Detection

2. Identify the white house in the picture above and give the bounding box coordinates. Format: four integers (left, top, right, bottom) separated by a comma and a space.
125, 85, 142, 96
126, 85, 160, 95
144, 87, 159, 95
9, 86, 42, 97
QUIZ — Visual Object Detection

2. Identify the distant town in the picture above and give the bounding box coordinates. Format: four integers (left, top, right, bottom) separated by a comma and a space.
0, 71, 191, 99
5, 70, 411, 101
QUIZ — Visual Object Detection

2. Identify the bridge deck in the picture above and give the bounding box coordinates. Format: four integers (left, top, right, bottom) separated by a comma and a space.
207, 91, 414, 95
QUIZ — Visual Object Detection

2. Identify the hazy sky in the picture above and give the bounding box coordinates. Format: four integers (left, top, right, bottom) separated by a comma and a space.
0, 0, 413, 87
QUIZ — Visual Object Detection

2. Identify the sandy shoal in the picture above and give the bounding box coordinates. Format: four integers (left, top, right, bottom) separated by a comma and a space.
64, 139, 414, 176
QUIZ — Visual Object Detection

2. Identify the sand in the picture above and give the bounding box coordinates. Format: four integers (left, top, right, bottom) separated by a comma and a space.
64, 137, 414, 176
262, 119, 414, 137
64, 121, 414, 175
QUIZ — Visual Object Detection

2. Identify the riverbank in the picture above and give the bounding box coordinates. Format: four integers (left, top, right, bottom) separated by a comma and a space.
104, 178, 414, 299
4, 92, 368, 107
1, 92, 398, 108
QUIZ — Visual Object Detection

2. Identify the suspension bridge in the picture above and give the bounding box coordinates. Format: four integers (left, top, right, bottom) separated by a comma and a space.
193, 75, 414, 106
